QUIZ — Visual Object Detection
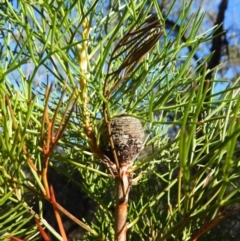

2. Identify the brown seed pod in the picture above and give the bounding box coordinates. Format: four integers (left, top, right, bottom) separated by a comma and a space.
99, 116, 145, 165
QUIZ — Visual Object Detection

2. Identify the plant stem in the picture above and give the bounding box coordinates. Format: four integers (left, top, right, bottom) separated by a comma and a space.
115, 166, 131, 241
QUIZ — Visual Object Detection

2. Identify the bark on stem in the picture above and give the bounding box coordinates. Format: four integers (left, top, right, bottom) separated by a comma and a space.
115, 165, 130, 241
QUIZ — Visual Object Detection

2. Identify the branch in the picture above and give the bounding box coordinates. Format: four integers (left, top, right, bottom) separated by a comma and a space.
206, 0, 228, 79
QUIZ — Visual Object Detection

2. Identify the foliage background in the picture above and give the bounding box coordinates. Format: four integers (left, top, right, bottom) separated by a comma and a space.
0, 0, 240, 240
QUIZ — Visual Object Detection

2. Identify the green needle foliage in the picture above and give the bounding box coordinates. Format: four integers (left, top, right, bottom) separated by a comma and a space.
0, 0, 240, 241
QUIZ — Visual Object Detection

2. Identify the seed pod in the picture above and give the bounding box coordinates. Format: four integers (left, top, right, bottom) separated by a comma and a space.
99, 116, 145, 165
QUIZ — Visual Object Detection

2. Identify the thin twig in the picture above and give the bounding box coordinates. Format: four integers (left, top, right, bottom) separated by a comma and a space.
50, 186, 68, 241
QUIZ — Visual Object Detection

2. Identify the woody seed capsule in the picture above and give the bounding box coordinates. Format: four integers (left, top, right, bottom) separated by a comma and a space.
100, 116, 145, 165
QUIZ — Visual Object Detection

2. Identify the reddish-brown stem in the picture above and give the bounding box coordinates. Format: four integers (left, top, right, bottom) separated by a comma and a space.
40, 85, 78, 198
6, 236, 25, 241
35, 219, 51, 241
190, 207, 235, 241
50, 186, 68, 241
115, 166, 131, 241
